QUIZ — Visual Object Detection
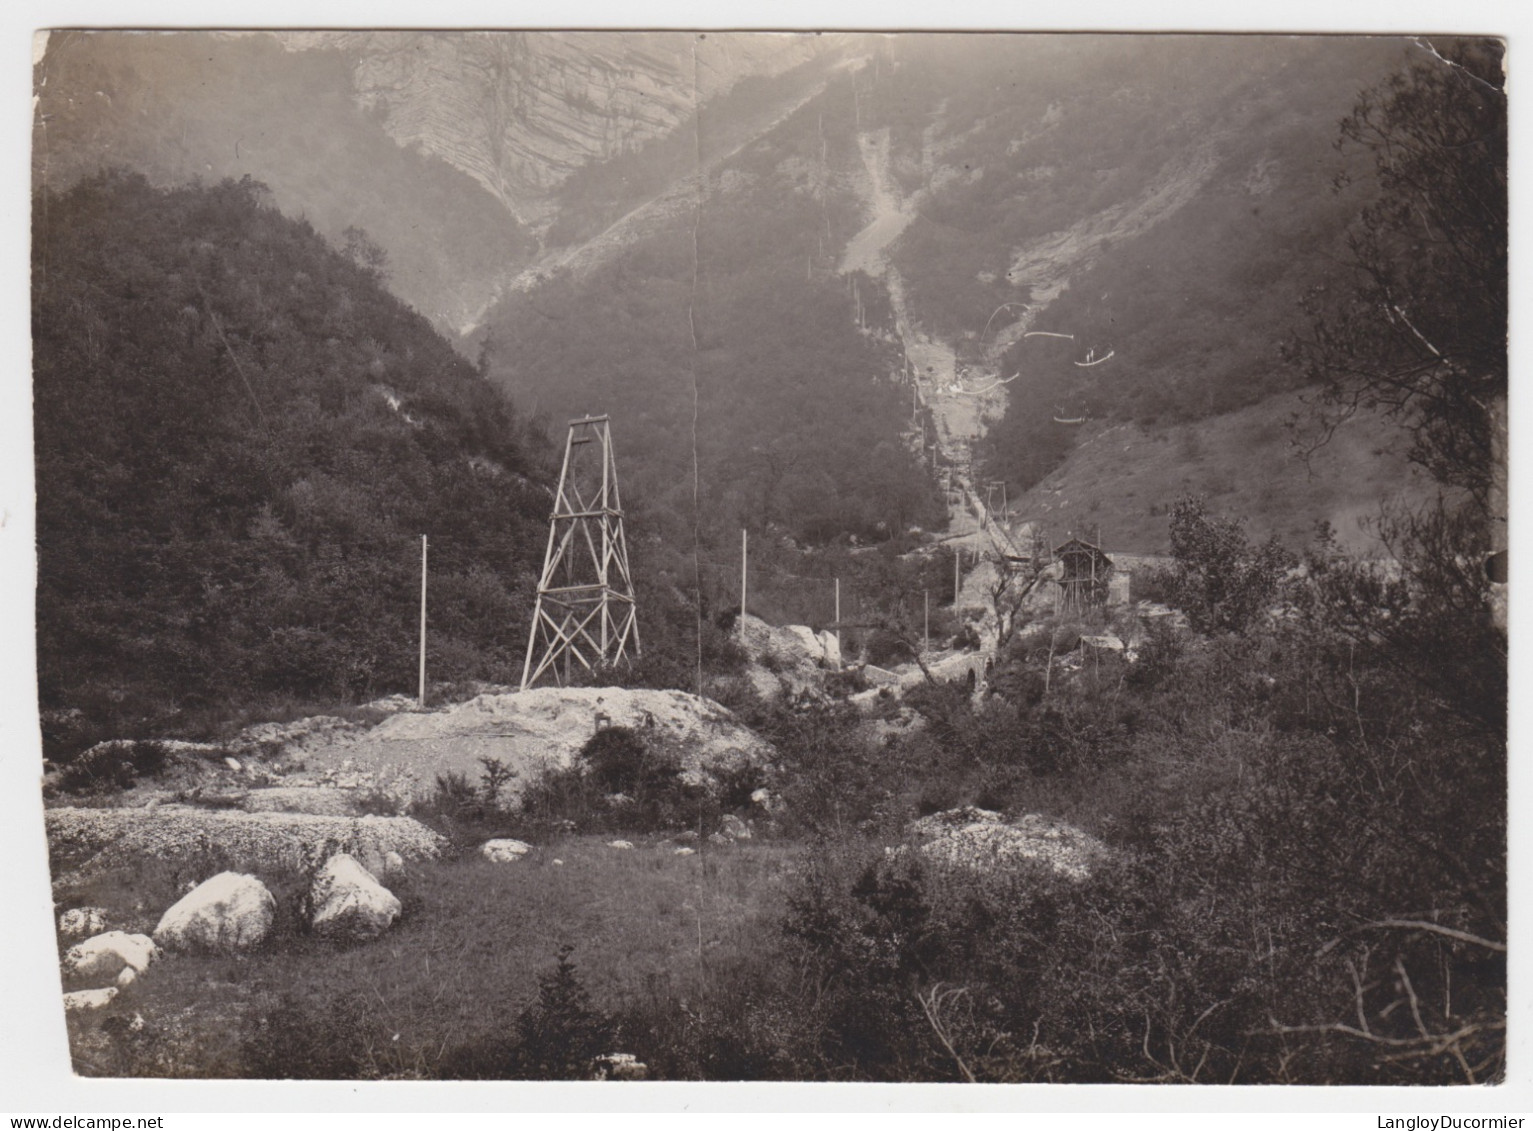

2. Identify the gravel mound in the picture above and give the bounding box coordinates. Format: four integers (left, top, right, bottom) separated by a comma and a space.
294, 686, 774, 803
46, 806, 446, 880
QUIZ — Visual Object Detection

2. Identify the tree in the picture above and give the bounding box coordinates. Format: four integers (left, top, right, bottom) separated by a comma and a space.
984, 536, 1049, 650
1163, 496, 1293, 635
1288, 39, 1506, 518
508, 946, 615, 1079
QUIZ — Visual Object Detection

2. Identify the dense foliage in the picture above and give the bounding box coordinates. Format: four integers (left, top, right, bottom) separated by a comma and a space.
34, 172, 551, 752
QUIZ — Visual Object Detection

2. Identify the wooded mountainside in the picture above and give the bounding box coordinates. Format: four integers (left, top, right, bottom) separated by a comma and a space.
477, 84, 945, 553
33, 173, 552, 748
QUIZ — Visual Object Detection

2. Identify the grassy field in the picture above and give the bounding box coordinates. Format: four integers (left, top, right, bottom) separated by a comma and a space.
1012, 388, 1439, 554
62, 835, 802, 1079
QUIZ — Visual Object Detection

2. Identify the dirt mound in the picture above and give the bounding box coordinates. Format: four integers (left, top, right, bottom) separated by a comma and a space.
285, 686, 775, 803
46, 807, 446, 882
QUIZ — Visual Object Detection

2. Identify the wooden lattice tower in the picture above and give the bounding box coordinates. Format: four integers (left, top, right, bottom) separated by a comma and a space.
521, 415, 640, 689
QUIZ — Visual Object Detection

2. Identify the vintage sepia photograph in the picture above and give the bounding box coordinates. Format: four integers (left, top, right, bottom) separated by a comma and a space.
26, 26, 1507, 1087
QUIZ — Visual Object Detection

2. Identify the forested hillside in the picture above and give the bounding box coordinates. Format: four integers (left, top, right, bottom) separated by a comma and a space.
33, 173, 552, 752
478, 79, 944, 558
847, 36, 1410, 495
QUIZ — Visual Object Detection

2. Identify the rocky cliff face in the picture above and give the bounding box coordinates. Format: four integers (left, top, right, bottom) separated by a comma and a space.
310, 31, 833, 225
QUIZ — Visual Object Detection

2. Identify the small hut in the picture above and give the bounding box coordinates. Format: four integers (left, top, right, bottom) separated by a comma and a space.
1054, 537, 1113, 614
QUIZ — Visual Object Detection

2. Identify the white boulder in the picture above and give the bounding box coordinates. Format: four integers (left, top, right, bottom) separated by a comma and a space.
719, 814, 752, 841
783, 625, 825, 661
57, 907, 107, 940
153, 872, 276, 953
310, 853, 401, 941
607, 840, 634, 851
62, 931, 160, 984
63, 987, 118, 1012
592, 1052, 649, 1081
910, 809, 1107, 881
481, 838, 532, 864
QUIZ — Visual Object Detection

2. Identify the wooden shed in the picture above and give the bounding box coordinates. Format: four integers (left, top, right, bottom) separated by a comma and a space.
1054, 537, 1113, 614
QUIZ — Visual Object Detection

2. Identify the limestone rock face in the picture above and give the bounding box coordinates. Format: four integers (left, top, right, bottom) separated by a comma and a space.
62, 931, 160, 984
481, 838, 532, 863
310, 854, 402, 941
153, 872, 276, 953
336, 32, 835, 223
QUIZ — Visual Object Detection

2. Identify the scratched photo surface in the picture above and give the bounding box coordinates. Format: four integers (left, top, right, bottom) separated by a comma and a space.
31, 31, 1506, 1083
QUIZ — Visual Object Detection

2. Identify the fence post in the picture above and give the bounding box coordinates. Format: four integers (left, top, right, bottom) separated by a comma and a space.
418, 534, 428, 708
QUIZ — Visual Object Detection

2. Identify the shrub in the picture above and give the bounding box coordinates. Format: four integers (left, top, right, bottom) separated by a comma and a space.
440, 945, 616, 1080
516, 726, 722, 836
583, 727, 669, 795
57, 740, 171, 794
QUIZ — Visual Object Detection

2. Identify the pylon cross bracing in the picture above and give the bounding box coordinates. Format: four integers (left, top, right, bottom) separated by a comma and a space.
520, 415, 640, 689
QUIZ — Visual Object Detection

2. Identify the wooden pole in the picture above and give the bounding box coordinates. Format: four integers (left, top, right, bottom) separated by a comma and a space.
834, 578, 841, 656
418, 534, 428, 708
740, 528, 748, 632
924, 589, 929, 653
954, 548, 961, 605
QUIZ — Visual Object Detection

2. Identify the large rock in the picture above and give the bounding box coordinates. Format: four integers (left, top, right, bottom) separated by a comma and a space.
63, 987, 118, 1012
783, 625, 825, 662
61, 931, 160, 984
57, 907, 107, 940
481, 838, 532, 863
909, 809, 1107, 881
153, 872, 276, 953
818, 630, 842, 668
310, 853, 401, 941
592, 1052, 649, 1081
719, 813, 751, 841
